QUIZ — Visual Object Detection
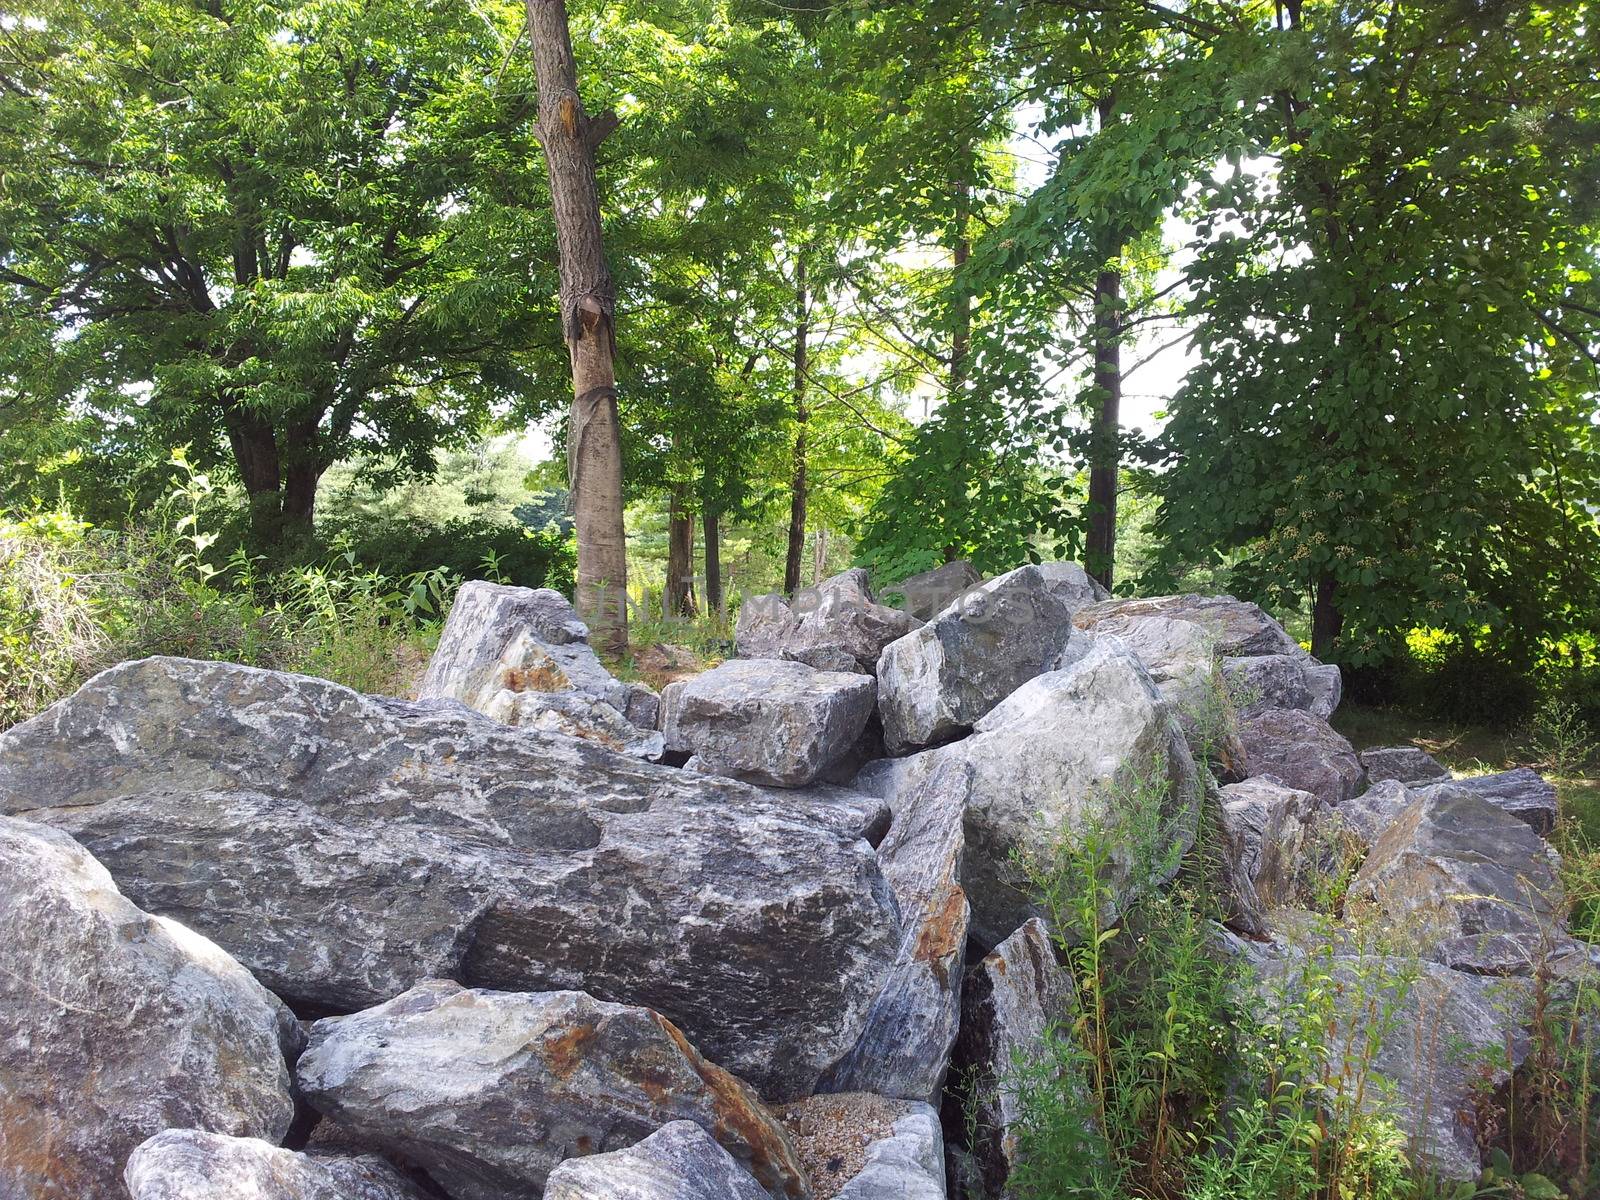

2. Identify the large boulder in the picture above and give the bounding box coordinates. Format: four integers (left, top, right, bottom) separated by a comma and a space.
1223, 653, 1342, 720
884, 561, 982, 622
479, 687, 664, 760
1074, 594, 1301, 658
1330, 779, 1414, 847
945, 918, 1075, 1197
1256, 957, 1529, 1181
661, 659, 877, 787
297, 981, 809, 1200
1237, 707, 1366, 806
0, 658, 900, 1100
862, 638, 1200, 945
1412, 768, 1559, 836
124, 1131, 429, 1200
1216, 776, 1325, 912
819, 760, 971, 1103
877, 565, 1073, 754
0, 816, 299, 1200
1033, 561, 1109, 616
1347, 788, 1567, 975
544, 1121, 770, 1200
1358, 745, 1450, 787
778, 1096, 945, 1200
419, 580, 658, 731
734, 569, 921, 675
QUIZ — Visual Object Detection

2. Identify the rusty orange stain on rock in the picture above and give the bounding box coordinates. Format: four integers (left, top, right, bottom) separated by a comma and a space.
541, 1021, 598, 1082
912, 882, 968, 990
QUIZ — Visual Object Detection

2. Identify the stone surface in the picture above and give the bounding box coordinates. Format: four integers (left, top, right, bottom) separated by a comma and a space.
866, 638, 1200, 945
544, 1121, 770, 1200
877, 565, 1073, 754
661, 658, 878, 788
1032, 561, 1110, 616
1412, 768, 1559, 836
479, 687, 664, 759
0, 816, 299, 1200
1348, 788, 1567, 975
419, 580, 658, 730
1358, 745, 1450, 787
734, 570, 922, 675
1075, 593, 1302, 658
0, 658, 899, 1100
1256, 957, 1529, 1180
297, 981, 809, 1200
124, 1131, 429, 1200
1332, 779, 1414, 846
819, 760, 972, 1102
779, 1097, 944, 1200
1217, 776, 1325, 911
886, 561, 982, 622
1224, 653, 1342, 720
946, 918, 1075, 1196
1237, 707, 1366, 806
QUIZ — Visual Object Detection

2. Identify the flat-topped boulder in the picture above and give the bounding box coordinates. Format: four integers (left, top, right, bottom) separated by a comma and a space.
297, 981, 809, 1200
1223, 653, 1342, 720
877, 565, 1073, 754
0, 657, 900, 1100
124, 1131, 430, 1200
0, 816, 299, 1200
734, 569, 921, 675
661, 658, 878, 787
420, 580, 658, 732
1358, 745, 1450, 786
1075, 593, 1302, 658
1348, 788, 1568, 975
1412, 767, 1558, 836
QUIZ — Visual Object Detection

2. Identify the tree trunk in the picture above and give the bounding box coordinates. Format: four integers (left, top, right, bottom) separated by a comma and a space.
1085, 265, 1122, 592
224, 407, 318, 553
784, 259, 809, 597
941, 172, 971, 565
527, 0, 627, 652
665, 487, 696, 618
813, 525, 827, 585
703, 508, 722, 615
1311, 572, 1343, 660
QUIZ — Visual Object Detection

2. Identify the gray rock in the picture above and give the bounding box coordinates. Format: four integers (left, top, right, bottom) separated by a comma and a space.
661, 658, 878, 788
833, 1104, 946, 1200
419, 580, 658, 731
0, 816, 298, 1200
1217, 776, 1324, 911
0, 658, 899, 1100
819, 760, 972, 1103
544, 1121, 770, 1200
877, 566, 1073, 754
947, 918, 1075, 1196
1075, 594, 1302, 658
1332, 779, 1415, 846
480, 687, 664, 760
1224, 653, 1342, 720
1032, 561, 1110, 616
885, 561, 983, 621
1237, 707, 1366, 806
1412, 768, 1558, 836
1255, 957, 1529, 1180
1358, 745, 1450, 787
124, 1131, 429, 1200
865, 638, 1200, 945
297, 981, 809, 1200
734, 570, 922, 675
1348, 788, 1569, 975
734, 776, 892, 847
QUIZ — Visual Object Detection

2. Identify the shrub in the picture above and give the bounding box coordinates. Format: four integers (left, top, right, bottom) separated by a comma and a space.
318, 513, 575, 594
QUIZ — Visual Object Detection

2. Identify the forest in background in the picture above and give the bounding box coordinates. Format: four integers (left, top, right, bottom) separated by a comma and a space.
2, 0, 1598, 729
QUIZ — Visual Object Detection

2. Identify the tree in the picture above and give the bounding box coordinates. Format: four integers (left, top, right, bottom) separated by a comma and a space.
0, 0, 559, 551
526, 0, 629, 650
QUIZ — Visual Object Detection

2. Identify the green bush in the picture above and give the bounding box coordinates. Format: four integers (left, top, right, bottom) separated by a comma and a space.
319, 513, 575, 593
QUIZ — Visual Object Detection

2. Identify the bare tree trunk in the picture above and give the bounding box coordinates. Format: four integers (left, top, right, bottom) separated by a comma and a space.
527, 0, 627, 652
665, 487, 696, 617
941, 174, 971, 565
1311, 572, 1342, 661
1085, 264, 1122, 591
784, 259, 809, 596
703, 507, 722, 615
813, 525, 827, 585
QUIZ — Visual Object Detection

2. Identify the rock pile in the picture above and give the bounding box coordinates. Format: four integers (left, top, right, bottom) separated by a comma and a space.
0, 565, 1586, 1198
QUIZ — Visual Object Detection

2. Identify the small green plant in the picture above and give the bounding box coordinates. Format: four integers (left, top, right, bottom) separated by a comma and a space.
1527, 695, 1595, 782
